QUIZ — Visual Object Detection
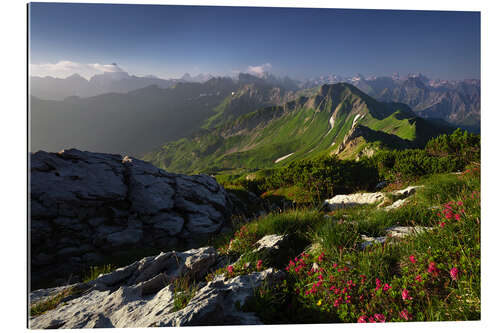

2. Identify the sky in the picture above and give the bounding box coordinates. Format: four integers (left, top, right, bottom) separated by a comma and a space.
28, 2, 480, 81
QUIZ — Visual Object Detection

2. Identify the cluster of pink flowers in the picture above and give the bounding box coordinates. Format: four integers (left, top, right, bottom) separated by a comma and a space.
399, 309, 412, 321
358, 313, 386, 323
374, 278, 391, 292
285, 254, 308, 273
256, 259, 263, 271
401, 289, 413, 301
428, 262, 439, 277
409, 255, 417, 263
227, 265, 234, 274
450, 267, 459, 281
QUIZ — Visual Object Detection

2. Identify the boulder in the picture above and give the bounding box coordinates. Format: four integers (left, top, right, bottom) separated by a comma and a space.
324, 185, 424, 211
324, 192, 386, 210
29, 247, 281, 328
251, 234, 294, 267
385, 226, 432, 239
30, 149, 232, 289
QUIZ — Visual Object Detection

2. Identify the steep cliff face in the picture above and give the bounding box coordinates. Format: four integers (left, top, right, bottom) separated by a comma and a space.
30, 149, 233, 288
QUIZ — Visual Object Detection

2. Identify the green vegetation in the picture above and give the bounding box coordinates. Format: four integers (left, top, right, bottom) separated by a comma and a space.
30, 286, 80, 317
171, 276, 200, 313
217, 129, 479, 207
144, 83, 451, 174
235, 166, 480, 323
82, 264, 116, 283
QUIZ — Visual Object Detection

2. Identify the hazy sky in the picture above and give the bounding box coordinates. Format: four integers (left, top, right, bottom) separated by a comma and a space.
29, 3, 480, 80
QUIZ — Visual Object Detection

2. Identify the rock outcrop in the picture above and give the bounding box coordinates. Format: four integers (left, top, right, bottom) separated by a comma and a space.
29, 247, 283, 328
323, 186, 423, 211
30, 149, 232, 288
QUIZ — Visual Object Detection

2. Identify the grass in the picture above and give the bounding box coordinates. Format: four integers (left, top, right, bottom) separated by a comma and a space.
239, 166, 480, 323
30, 286, 78, 317
170, 276, 200, 313
82, 264, 116, 283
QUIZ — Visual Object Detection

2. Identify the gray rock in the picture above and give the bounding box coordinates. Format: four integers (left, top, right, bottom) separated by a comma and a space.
360, 235, 387, 249
185, 213, 221, 234
383, 198, 408, 211
106, 228, 143, 247
385, 226, 432, 239
30, 149, 232, 287
392, 186, 424, 198
30, 247, 248, 328
324, 192, 386, 210
150, 212, 184, 236
251, 234, 293, 267
157, 269, 283, 326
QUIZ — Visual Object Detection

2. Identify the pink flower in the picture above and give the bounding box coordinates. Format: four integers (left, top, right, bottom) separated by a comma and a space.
454, 214, 461, 221
428, 262, 439, 277
374, 313, 386, 322
358, 315, 368, 323
256, 260, 263, 271
400, 309, 411, 321
409, 255, 417, 263
383, 283, 392, 291
439, 222, 446, 228
415, 274, 422, 282
375, 278, 382, 290
402, 289, 413, 301
457, 201, 463, 206
227, 265, 234, 274
368, 316, 376, 323
450, 267, 459, 280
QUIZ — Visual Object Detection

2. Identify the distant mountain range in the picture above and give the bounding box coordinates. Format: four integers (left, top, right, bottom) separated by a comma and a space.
302, 73, 480, 132
143, 83, 453, 174
30, 69, 479, 132
30, 74, 298, 156
30, 69, 478, 163
30, 69, 217, 101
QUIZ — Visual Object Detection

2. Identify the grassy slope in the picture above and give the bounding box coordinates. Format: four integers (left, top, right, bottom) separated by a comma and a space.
143, 83, 449, 174
212, 167, 480, 323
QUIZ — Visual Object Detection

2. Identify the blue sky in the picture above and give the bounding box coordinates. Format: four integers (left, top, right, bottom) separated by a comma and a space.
29, 3, 480, 80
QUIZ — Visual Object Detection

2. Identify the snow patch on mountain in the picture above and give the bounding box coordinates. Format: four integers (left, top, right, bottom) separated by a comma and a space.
274, 153, 294, 163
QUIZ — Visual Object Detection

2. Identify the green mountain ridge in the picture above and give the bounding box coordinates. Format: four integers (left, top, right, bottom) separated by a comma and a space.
143, 83, 452, 174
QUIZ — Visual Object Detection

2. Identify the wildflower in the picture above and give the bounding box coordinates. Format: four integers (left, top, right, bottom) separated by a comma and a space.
415, 274, 422, 282
358, 315, 368, 323
428, 262, 439, 277
332, 263, 338, 268
374, 313, 386, 322
450, 267, 459, 281
454, 214, 461, 221
256, 260, 263, 271
227, 265, 234, 274
402, 289, 413, 301
440, 222, 446, 228
317, 299, 322, 306
409, 255, 417, 263
375, 278, 382, 291
400, 309, 411, 321
368, 316, 376, 323
457, 201, 463, 206
383, 283, 392, 291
